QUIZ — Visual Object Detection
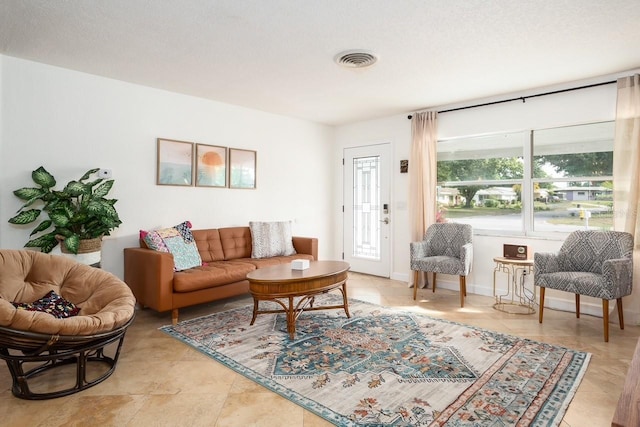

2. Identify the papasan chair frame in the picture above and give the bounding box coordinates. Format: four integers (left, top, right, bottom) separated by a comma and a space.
0, 250, 136, 400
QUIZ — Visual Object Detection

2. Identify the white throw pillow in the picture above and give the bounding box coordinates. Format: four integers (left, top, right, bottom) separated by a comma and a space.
249, 221, 297, 258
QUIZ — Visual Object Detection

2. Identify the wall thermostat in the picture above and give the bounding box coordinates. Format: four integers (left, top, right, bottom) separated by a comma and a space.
98, 169, 112, 179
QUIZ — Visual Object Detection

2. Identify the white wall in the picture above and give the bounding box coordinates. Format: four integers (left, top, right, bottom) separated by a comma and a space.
0, 56, 335, 279
3, 55, 638, 323
334, 75, 640, 323
333, 114, 412, 282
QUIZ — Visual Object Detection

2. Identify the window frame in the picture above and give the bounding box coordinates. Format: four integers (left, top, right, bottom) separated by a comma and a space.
436, 120, 614, 238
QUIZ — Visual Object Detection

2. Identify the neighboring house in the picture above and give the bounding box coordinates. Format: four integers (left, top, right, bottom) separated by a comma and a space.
473, 187, 517, 206
534, 188, 550, 202
555, 186, 612, 201
436, 187, 463, 206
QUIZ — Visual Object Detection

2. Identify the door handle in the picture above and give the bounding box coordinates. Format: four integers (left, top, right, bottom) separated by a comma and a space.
380, 217, 390, 224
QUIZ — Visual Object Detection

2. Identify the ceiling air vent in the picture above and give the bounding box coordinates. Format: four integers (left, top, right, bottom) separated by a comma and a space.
334, 50, 379, 68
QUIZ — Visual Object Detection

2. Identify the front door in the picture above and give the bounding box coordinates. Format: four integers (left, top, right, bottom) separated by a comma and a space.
343, 143, 391, 277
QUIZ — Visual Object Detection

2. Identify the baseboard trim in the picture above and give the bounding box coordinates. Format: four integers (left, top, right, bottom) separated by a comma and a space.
393, 272, 640, 322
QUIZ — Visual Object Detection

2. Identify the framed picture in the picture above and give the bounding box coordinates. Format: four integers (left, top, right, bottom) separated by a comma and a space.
229, 148, 257, 189
156, 138, 194, 186
196, 144, 227, 187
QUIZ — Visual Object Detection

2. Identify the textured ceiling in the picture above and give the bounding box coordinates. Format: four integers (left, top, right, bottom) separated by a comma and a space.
1, 0, 639, 125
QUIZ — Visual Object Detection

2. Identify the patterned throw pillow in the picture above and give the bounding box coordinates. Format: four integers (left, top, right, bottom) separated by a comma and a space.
142, 227, 178, 252
140, 221, 202, 271
249, 221, 297, 258
12, 290, 80, 318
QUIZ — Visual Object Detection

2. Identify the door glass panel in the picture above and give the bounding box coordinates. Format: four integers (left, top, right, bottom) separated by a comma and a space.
352, 156, 380, 260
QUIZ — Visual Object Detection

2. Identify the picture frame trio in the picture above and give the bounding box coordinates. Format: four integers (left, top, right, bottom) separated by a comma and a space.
156, 138, 256, 189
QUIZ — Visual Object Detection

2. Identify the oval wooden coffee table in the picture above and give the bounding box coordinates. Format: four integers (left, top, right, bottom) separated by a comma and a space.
247, 260, 350, 339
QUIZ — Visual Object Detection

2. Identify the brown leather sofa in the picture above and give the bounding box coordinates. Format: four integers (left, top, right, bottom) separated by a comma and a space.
123, 226, 317, 324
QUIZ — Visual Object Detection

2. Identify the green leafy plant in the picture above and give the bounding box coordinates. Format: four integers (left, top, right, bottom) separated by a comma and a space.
9, 166, 122, 254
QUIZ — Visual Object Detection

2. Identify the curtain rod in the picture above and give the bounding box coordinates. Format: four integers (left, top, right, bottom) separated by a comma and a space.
407, 80, 616, 119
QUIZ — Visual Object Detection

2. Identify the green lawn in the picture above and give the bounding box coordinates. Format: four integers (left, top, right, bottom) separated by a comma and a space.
443, 200, 613, 228
445, 207, 519, 218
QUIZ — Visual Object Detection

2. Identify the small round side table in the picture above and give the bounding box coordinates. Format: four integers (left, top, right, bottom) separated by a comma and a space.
492, 256, 536, 314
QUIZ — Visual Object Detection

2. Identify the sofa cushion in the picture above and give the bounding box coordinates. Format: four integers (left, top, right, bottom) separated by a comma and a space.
249, 221, 296, 258
141, 221, 202, 271
192, 229, 225, 262
219, 227, 252, 260
173, 261, 256, 293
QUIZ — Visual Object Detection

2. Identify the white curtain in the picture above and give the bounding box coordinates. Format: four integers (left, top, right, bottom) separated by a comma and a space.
614, 74, 640, 235
613, 74, 640, 324
409, 111, 438, 287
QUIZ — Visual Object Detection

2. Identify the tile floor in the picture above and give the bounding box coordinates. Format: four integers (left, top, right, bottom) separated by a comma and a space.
1, 273, 638, 426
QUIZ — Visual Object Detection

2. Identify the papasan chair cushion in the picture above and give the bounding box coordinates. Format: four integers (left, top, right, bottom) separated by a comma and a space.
0, 249, 135, 335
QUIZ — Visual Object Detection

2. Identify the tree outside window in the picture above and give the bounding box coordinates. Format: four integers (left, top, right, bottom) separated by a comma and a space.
436, 121, 614, 235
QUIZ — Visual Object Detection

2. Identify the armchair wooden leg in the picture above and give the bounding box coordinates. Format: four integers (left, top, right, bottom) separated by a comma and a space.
539, 287, 545, 324
172, 308, 179, 325
603, 299, 609, 342
459, 276, 465, 308
432, 272, 437, 293
575, 294, 580, 318
413, 271, 419, 300
618, 298, 625, 330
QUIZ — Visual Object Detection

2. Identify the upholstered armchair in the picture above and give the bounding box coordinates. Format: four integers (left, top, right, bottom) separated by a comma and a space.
410, 223, 473, 307
534, 230, 634, 342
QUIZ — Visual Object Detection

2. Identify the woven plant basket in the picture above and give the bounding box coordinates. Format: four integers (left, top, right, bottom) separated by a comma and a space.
58, 236, 103, 254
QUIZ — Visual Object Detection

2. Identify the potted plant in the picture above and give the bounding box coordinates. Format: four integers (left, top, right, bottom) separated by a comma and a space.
8, 166, 122, 254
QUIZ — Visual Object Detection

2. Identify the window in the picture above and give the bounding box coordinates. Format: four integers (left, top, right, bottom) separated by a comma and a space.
436, 121, 614, 235
532, 121, 613, 233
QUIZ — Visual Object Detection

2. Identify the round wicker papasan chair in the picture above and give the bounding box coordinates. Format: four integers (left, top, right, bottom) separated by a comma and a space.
0, 249, 136, 400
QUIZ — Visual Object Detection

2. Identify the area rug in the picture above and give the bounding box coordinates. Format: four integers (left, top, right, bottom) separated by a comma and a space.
160, 295, 590, 426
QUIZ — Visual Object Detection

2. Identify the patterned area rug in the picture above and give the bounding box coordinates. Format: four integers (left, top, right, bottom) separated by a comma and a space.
160, 295, 590, 426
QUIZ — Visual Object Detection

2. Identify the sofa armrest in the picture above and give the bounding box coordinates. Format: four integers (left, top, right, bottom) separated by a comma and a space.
123, 248, 175, 312
292, 236, 318, 260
